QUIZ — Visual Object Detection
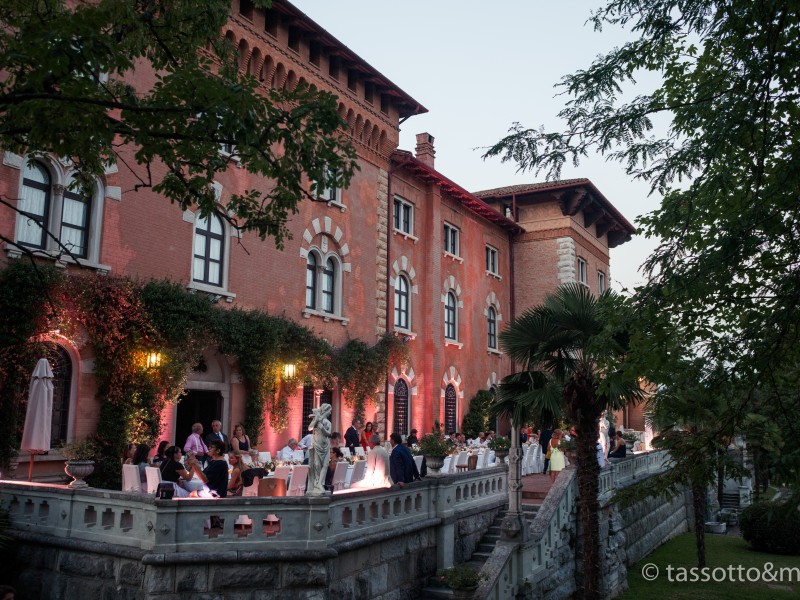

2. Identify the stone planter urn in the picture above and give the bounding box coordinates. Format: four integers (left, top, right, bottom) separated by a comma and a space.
424, 455, 446, 474
64, 460, 95, 488
494, 449, 509, 461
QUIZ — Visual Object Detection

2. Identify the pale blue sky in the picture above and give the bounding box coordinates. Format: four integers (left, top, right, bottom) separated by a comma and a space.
290, 1, 662, 291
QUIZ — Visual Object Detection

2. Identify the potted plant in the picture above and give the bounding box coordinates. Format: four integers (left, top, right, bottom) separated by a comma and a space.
438, 564, 485, 599
418, 421, 451, 474
59, 438, 100, 488
486, 435, 511, 460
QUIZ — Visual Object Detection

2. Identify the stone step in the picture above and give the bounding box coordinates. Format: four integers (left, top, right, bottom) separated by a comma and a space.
416, 586, 454, 599
482, 534, 500, 544
471, 550, 493, 561
522, 490, 548, 500
478, 542, 496, 552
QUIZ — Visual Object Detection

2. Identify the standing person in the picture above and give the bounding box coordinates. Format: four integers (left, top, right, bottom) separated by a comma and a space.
183, 423, 209, 467
539, 427, 553, 475
188, 439, 228, 497
354, 433, 392, 489
231, 424, 251, 453
389, 432, 419, 487
360, 422, 374, 450
344, 419, 361, 455
204, 420, 231, 452
548, 430, 566, 483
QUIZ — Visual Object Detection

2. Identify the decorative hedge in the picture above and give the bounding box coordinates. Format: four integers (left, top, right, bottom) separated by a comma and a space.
740, 499, 800, 555
0, 262, 404, 488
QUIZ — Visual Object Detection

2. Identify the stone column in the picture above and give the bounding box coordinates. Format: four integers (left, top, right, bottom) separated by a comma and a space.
501, 424, 529, 542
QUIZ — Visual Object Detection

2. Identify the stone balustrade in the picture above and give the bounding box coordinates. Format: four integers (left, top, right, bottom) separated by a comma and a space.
0, 466, 507, 559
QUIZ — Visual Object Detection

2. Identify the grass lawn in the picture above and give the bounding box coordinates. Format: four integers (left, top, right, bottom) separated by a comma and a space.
620, 532, 800, 600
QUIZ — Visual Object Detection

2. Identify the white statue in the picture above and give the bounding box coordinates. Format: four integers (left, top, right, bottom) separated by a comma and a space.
307, 403, 332, 496
599, 411, 610, 457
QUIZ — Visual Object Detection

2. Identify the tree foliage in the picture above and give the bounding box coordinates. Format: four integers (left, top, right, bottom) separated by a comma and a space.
0, 0, 357, 247
493, 284, 644, 600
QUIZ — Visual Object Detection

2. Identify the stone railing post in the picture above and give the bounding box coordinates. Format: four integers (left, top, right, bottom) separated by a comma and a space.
501, 424, 529, 543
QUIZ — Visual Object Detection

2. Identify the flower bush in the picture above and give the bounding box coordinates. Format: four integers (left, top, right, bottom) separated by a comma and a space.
438, 564, 485, 589
487, 435, 511, 452
418, 421, 451, 457
58, 438, 101, 461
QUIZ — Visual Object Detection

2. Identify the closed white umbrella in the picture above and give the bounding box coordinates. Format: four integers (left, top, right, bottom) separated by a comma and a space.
20, 358, 54, 481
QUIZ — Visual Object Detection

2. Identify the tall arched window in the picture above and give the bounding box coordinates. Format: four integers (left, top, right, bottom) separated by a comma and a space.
444, 292, 457, 340
393, 379, 409, 436
18, 161, 51, 249
394, 274, 410, 329
444, 383, 457, 435
61, 177, 92, 258
322, 257, 335, 313
487, 306, 498, 350
193, 213, 224, 286
306, 253, 317, 309
48, 345, 72, 447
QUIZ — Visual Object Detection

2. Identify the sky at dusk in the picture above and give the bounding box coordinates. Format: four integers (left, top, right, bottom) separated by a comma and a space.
290, 0, 665, 292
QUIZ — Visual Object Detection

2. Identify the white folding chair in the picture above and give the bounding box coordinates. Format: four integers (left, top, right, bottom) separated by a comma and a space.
355, 446, 366, 457
274, 466, 291, 481
350, 460, 366, 484
243, 476, 260, 497
122, 464, 141, 493
331, 461, 349, 492
442, 456, 453, 473
288, 465, 308, 496
340, 447, 352, 458
291, 450, 305, 462
413, 454, 424, 473
258, 451, 271, 464
144, 466, 162, 494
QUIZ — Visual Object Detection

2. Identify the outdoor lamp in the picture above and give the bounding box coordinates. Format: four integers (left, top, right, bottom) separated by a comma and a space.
283, 363, 296, 379
146, 351, 162, 369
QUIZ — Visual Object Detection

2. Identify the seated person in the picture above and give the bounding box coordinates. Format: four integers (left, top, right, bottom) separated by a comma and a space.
278, 438, 299, 462
150, 440, 169, 466
298, 432, 314, 450
608, 431, 627, 458
231, 423, 251, 453
406, 428, 419, 446
188, 439, 229, 497
131, 443, 151, 486
158, 446, 193, 498
330, 432, 342, 447
325, 447, 344, 491
227, 450, 244, 497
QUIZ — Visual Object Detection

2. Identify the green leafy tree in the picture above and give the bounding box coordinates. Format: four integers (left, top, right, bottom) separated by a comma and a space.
0, 0, 357, 248
484, 1, 800, 490
493, 283, 643, 600
461, 389, 493, 439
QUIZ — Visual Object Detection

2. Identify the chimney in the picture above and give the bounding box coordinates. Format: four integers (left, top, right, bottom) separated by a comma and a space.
415, 132, 435, 168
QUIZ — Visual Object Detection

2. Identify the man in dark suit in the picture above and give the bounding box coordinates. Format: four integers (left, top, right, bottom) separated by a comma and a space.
204, 420, 231, 453
389, 432, 419, 486
344, 419, 361, 454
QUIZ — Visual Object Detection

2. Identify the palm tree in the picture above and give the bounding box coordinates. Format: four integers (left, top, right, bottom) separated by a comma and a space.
494, 283, 643, 600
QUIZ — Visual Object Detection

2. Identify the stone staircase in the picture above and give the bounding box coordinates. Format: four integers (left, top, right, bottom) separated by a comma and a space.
416, 504, 541, 599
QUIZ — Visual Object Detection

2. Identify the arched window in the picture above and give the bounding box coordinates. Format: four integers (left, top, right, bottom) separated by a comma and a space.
444, 383, 457, 435
322, 257, 335, 313
394, 274, 410, 330
393, 379, 409, 436
61, 176, 92, 258
306, 252, 317, 309
487, 306, 498, 350
193, 213, 225, 286
48, 345, 72, 447
444, 292, 457, 340
303, 245, 343, 317
18, 161, 51, 249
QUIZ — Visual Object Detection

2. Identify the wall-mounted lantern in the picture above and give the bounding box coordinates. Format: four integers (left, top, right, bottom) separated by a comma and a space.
282, 363, 296, 379
146, 351, 162, 369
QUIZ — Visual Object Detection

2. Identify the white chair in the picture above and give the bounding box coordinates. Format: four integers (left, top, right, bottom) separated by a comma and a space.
454, 451, 469, 472
355, 446, 366, 457
340, 447, 352, 458
144, 466, 162, 494
476, 451, 488, 469
413, 454, 424, 473
122, 464, 141, 493
243, 477, 260, 497
291, 450, 305, 462
350, 460, 366, 484
344, 464, 354, 488
274, 465, 292, 481
258, 451, 271, 464
487, 450, 496, 466
241, 453, 253, 466
331, 461, 349, 492
442, 456, 453, 474
288, 465, 308, 496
